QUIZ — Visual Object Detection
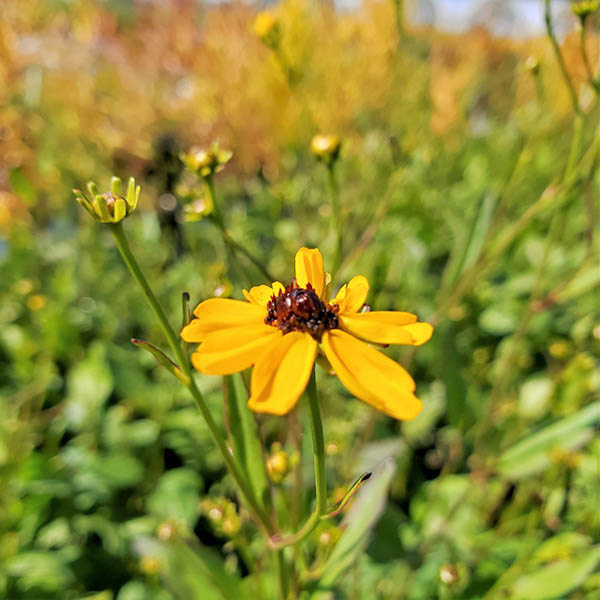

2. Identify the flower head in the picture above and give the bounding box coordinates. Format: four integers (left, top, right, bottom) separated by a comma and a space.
73, 176, 140, 224
181, 248, 433, 420
572, 0, 599, 21
253, 11, 281, 49
180, 144, 232, 178
310, 134, 341, 165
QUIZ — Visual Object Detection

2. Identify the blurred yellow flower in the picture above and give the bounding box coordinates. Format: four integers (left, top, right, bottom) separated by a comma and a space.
310, 134, 341, 164
253, 11, 281, 48
181, 247, 433, 419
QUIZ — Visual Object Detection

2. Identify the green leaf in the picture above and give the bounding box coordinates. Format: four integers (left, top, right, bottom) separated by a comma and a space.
225, 374, 269, 510
147, 468, 202, 529
317, 457, 396, 588
497, 403, 600, 479
503, 546, 600, 599
9, 167, 37, 205
64, 341, 113, 430
444, 192, 497, 287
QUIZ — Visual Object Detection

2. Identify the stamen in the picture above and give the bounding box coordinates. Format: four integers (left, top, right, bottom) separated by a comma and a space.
265, 282, 339, 341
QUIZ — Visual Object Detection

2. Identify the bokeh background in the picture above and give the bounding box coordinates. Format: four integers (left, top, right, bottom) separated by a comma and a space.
1, 1, 599, 598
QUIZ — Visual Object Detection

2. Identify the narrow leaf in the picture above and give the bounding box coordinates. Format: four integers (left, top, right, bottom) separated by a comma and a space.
322, 472, 372, 518
131, 339, 189, 385
497, 403, 600, 480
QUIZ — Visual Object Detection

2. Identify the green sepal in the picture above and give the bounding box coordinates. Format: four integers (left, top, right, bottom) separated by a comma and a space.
94, 195, 111, 221
111, 176, 123, 196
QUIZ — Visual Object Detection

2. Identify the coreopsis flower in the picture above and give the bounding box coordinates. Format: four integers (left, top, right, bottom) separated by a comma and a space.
310, 134, 341, 165
181, 248, 433, 419
73, 176, 140, 224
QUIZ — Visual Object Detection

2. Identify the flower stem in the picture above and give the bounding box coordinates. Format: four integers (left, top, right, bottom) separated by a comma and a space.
108, 222, 274, 538
270, 368, 327, 549
579, 22, 599, 94
544, 0, 580, 115
328, 164, 343, 280
204, 176, 275, 282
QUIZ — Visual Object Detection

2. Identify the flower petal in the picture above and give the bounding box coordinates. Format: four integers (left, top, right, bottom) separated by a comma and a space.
242, 282, 286, 306
181, 298, 265, 342
191, 324, 279, 374
340, 312, 432, 346
248, 332, 317, 415
295, 247, 325, 298
321, 330, 422, 420
331, 275, 369, 313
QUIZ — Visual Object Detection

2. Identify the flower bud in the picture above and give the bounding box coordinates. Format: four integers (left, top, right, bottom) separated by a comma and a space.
73, 176, 140, 224
253, 11, 281, 49
200, 497, 241, 538
572, 0, 599, 21
524, 56, 540, 76
180, 144, 232, 178
266, 448, 290, 484
310, 134, 341, 165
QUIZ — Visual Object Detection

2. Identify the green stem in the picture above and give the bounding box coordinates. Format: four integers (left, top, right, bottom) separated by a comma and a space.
579, 21, 599, 93
544, 0, 580, 114
204, 176, 275, 282
565, 114, 584, 179
270, 369, 327, 549
328, 164, 343, 280
108, 222, 273, 537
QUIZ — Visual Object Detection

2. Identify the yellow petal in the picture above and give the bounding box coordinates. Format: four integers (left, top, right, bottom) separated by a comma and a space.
248, 332, 317, 415
242, 282, 286, 306
321, 330, 422, 420
295, 247, 325, 298
192, 324, 279, 374
340, 312, 432, 346
331, 275, 369, 313
181, 298, 265, 342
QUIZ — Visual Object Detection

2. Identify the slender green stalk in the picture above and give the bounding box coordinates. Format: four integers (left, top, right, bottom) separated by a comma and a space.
579, 21, 599, 93
108, 223, 273, 537
204, 176, 275, 282
328, 164, 343, 280
544, 0, 580, 114
270, 369, 327, 549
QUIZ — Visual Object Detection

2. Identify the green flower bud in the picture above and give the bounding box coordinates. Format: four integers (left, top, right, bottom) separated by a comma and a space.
73, 176, 140, 224
180, 144, 232, 178
572, 0, 599, 21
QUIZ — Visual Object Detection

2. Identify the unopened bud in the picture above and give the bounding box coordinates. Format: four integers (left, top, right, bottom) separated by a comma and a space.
524, 56, 540, 76
180, 144, 232, 178
310, 134, 341, 165
73, 176, 140, 224
572, 0, 599, 21
266, 449, 290, 484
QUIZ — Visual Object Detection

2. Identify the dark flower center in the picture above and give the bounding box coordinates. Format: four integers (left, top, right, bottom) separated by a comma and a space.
265, 282, 339, 341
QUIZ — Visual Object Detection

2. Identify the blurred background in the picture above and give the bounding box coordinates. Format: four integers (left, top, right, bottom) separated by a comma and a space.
0, 0, 599, 599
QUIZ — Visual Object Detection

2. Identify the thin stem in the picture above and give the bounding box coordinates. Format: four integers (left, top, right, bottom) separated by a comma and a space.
270, 368, 327, 549
204, 176, 275, 282
328, 164, 343, 280
109, 223, 273, 538
579, 21, 599, 93
544, 0, 580, 114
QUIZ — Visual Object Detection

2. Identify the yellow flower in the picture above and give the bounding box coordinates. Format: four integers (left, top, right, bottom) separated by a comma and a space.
181, 248, 433, 420
310, 134, 341, 164
253, 11, 281, 49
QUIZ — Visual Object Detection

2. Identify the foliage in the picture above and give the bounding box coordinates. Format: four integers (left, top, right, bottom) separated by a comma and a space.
0, 1, 599, 599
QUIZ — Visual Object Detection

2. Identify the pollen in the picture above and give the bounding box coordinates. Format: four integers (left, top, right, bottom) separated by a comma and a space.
265, 282, 339, 341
